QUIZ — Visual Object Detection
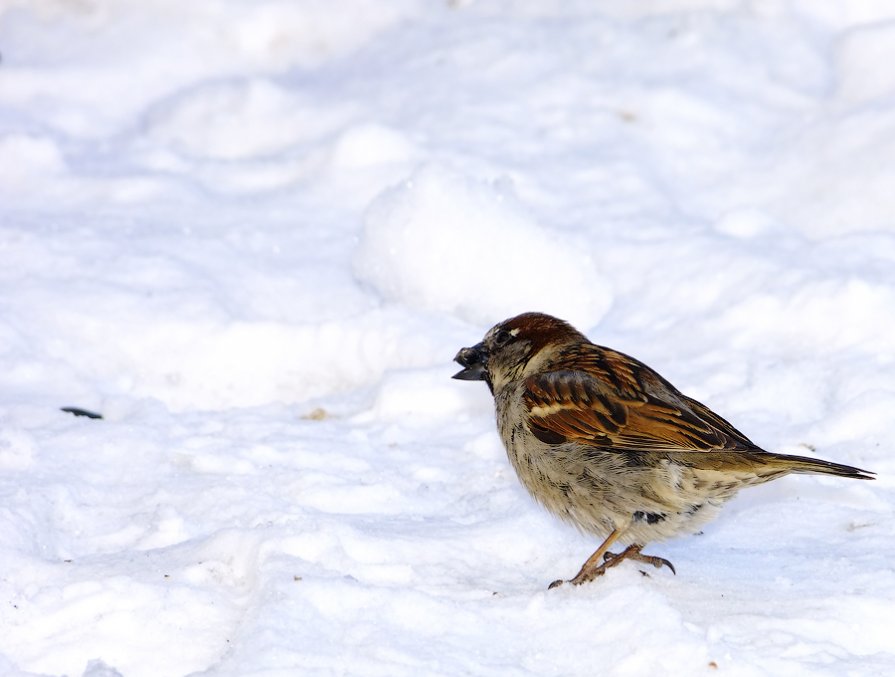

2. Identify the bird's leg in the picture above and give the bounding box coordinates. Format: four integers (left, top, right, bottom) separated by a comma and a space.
548, 528, 622, 589
602, 544, 676, 575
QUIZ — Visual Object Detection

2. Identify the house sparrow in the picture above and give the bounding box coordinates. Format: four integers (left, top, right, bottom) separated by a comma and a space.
453, 312, 874, 588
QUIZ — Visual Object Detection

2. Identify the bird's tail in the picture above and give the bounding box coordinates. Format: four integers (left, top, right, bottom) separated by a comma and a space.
766, 452, 875, 480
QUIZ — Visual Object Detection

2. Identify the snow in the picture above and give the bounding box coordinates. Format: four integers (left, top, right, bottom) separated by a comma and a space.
1, 1, 893, 675
354, 164, 611, 325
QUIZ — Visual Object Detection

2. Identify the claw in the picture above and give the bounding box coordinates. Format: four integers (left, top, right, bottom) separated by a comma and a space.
656, 557, 676, 575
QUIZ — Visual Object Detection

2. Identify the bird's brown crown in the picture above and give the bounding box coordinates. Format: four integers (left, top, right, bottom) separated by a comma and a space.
495, 312, 588, 354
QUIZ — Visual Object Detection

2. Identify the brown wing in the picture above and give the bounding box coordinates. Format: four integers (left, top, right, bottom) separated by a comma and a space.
523, 352, 757, 454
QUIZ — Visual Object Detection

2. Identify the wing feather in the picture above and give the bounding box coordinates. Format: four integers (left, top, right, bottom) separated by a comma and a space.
523, 358, 756, 454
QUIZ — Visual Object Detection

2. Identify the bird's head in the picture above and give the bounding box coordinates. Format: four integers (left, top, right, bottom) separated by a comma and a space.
452, 312, 586, 394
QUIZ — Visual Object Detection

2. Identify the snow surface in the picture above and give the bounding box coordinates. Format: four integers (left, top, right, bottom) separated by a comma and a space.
1, 1, 894, 675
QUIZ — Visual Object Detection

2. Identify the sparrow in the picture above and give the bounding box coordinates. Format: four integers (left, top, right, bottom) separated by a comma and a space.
452, 312, 874, 588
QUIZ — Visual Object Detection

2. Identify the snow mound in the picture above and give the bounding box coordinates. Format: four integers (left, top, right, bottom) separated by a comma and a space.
354, 165, 612, 327
145, 79, 354, 161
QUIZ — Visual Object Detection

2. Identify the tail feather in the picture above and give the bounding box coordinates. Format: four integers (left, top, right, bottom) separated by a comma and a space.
768, 452, 875, 480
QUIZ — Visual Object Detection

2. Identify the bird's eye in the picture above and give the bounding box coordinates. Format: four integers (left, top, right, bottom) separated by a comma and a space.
494, 329, 512, 346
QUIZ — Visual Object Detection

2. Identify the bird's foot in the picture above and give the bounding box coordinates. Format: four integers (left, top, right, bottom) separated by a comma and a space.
548, 544, 675, 589
603, 545, 676, 575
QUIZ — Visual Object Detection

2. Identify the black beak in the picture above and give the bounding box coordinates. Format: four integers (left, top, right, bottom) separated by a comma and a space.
452, 343, 488, 381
